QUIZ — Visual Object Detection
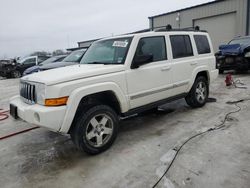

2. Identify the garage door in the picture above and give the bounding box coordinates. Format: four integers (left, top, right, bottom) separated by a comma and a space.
194, 13, 236, 52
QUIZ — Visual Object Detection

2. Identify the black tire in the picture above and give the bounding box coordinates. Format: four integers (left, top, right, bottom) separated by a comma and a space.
219, 69, 224, 74
185, 76, 209, 108
11, 70, 21, 78
70, 105, 119, 155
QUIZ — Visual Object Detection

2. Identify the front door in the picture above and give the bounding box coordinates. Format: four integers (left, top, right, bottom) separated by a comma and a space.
126, 36, 173, 109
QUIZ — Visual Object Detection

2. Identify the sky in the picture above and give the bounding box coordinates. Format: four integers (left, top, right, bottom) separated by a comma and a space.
0, 0, 212, 58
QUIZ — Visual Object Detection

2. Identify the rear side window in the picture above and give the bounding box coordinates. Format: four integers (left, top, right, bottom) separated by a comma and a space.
170, 35, 193, 59
194, 35, 211, 54
135, 36, 167, 62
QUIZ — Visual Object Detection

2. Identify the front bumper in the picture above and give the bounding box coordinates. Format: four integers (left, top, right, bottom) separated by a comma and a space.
216, 56, 249, 70
9, 96, 66, 132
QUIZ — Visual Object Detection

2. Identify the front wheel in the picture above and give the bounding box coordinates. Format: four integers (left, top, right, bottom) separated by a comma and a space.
70, 105, 119, 155
185, 76, 209, 108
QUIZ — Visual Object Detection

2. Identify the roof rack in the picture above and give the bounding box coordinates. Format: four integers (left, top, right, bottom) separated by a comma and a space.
154, 25, 207, 32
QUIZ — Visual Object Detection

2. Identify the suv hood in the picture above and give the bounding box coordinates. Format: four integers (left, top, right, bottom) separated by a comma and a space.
39, 61, 77, 70
219, 43, 249, 56
21, 64, 125, 85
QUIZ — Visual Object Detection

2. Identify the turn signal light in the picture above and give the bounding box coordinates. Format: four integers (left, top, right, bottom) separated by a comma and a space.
45, 97, 69, 106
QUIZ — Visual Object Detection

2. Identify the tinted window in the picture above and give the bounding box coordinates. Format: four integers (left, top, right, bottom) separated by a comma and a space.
229, 37, 250, 45
170, 35, 193, 59
22, 58, 36, 65
63, 50, 86, 62
194, 35, 211, 54
134, 36, 167, 62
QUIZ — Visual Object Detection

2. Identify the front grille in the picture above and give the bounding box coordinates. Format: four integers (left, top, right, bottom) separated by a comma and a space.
225, 57, 234, 64
20, 82, 36, 104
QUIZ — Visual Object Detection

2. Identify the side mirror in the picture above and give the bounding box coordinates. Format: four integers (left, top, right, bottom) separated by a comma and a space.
131, 54, 153, 69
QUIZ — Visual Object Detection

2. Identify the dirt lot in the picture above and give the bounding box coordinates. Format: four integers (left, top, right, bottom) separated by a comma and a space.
1, 75, 250, 188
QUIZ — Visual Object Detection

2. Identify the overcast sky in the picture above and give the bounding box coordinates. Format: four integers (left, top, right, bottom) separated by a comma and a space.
0, 0, 212, 58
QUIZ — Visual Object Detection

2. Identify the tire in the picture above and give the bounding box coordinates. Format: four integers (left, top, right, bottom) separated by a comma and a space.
219, 69, 224, 74
70, 105, 119, 155
185, 76, 209, 108
11, 70, 21, 78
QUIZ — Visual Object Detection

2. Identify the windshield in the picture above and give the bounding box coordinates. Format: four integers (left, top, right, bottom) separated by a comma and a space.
80, 37, 132, 65
229, 37, 250, 45
40, 56, 60, 65
63, 50, 85, 62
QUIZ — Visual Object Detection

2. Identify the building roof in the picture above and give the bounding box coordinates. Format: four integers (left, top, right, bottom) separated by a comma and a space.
148, 0, 226, 19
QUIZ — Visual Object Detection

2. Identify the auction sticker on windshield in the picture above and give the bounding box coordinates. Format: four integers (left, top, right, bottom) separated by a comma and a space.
113, 41, 128, 48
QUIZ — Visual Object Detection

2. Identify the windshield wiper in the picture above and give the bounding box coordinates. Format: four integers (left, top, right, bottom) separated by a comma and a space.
86, 62, 121, 65
86, 62, 106, 64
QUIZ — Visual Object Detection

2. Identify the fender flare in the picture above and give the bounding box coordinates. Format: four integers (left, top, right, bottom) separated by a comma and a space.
187, 66, 210, 92
59, 82, 128, 133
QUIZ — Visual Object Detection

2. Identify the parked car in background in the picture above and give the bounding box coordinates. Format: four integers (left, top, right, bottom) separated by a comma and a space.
23, 55, 66, 76
216, 36, 250, 73
23, 49, 86, 76
0, 55, 50, 78
0, 59, 16, 77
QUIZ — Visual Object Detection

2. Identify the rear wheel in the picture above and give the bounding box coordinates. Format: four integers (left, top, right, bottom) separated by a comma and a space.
185, 76, 209, 108
70, 105, 119, 155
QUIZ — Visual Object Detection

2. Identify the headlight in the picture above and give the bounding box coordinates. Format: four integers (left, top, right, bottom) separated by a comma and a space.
245, 52, 250, 57
35, 82, 46, 105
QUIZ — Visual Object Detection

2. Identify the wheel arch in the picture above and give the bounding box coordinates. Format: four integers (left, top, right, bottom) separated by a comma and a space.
59, 82, 129, 133
188, 67, 210, 92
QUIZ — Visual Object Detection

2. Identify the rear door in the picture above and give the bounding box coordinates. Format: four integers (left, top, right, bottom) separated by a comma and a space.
126, 35, 173, 109
169, 34, 196, 95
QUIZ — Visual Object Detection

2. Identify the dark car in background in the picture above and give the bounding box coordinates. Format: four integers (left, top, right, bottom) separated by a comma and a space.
23, 49, 86, 76
216, 36, 250, 73
0, 55, 50, 78
23, 55, 66, 76
0, 59, 15, 77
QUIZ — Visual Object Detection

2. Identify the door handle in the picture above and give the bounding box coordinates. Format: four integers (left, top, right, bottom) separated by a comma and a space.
190, 62, 198, 66
161, 66, 171, 71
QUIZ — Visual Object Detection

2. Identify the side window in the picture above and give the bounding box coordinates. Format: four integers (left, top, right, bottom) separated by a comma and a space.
134, 36, 167, 62
170, 35, 193, 59
23, 58, 36, 65
194, 35, 211, 54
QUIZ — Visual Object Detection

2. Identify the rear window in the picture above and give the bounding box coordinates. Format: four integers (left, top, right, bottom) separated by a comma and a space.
194, 35, 211, 54
170, 35, 193, 59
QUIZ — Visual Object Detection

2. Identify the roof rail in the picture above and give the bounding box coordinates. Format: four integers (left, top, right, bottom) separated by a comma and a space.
154, 25, 207, 33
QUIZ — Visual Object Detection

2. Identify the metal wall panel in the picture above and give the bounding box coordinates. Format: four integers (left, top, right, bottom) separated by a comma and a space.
194, 12, 236, 50
151, 0, 248, 36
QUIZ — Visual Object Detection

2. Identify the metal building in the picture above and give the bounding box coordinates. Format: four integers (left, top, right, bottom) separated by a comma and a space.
149, 0, 250, 51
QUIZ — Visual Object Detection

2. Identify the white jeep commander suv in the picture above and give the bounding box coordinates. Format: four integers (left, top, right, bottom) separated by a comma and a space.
10, 28, 218, 154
